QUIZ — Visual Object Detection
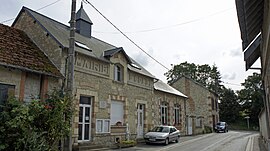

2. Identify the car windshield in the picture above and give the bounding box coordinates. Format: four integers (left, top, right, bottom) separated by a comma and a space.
217, 122, 225, 126
151, 126, 170, 133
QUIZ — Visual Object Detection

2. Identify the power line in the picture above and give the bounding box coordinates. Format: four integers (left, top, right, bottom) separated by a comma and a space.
92, 8, 233, 34
84, 0, 170, 70
36, 0, 62, 11
1, 0, 61, 24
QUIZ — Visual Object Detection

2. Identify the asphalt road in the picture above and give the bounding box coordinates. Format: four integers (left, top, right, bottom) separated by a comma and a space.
112, 131, 259, 151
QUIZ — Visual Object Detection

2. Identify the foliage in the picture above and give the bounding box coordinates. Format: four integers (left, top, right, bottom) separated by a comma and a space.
228, 120, 259, 131
118, 140, 137, 148
237, 72, 264, 126
0, 90, 73, 151
203, 126, 213, 134
165, 61, 222, 93
121, 140, 136, 145
219, 87, 241, 123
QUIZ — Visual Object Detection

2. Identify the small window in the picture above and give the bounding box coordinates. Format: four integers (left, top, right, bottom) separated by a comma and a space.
114, 64, 123, 82
96, 119, 110, 133
0, 83, 15, 107
75, 41, 91, 51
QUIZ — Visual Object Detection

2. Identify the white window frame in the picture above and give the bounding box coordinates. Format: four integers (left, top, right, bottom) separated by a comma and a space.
110, 100, 124, 125
160, 103, 168, 125
174, 105, 180, 125
96, 119, 110, 133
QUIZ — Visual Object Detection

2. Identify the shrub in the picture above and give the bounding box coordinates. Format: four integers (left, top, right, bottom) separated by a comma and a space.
0, 90, 73, 151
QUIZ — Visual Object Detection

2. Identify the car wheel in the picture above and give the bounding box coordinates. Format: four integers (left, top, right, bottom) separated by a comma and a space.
164, 138, 169, 145
175, 136, 180, 143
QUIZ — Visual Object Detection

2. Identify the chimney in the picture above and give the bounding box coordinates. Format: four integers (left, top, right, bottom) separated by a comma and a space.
75, 2, 93, 38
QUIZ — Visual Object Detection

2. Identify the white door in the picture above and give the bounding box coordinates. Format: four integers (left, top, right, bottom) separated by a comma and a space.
78, 96, 92, 141
188, 117, 193, 135
137, 104, 144, 138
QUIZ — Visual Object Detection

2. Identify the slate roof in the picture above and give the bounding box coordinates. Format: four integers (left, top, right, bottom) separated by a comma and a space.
0, 24, 62, 77
154, 80, 187, 98
13, 7, 155, 79
76, 3, 93, 24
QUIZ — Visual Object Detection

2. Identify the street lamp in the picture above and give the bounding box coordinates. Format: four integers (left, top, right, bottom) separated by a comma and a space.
244, 116, 250, 129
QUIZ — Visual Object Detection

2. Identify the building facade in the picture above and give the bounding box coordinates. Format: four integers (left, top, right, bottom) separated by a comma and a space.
170, 76, 219, 135
153, 80, 188, 134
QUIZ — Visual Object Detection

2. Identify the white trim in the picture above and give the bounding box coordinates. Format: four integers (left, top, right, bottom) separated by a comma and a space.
96, 119, 110, 133
78, 101, 92, 142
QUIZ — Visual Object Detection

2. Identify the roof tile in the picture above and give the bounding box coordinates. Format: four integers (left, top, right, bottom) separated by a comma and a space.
0, 24, 62, 77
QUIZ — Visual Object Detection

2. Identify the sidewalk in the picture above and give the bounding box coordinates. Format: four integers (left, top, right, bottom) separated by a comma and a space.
246, 134, 267, 151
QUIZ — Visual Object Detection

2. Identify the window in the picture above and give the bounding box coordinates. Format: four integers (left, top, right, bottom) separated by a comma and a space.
96, 119, 110, 133
170, 127, 176, 133
0, 83, 15, 110
174, 105, 180, 125
161, 103, 168, 125
196, 117, 203, 127
75, 41, 91, 51
114, 64, 123, 82
211, 98, 215, 110
110, 101, 124, 125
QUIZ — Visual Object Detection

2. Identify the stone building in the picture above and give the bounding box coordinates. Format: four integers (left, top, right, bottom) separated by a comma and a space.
0, 24, 62, 105
10, 5, 188, 149
170, 76, 219, 135
153, 80, 187, 134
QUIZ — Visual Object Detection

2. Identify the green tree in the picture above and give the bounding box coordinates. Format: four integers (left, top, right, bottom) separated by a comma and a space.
165, 61, 222, 93
219, 87, 241, 123
237, 72, 264, 126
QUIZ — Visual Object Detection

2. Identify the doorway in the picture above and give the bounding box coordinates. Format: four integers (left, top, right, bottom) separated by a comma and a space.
78, 96, 92, 141
137, 104, 144, 138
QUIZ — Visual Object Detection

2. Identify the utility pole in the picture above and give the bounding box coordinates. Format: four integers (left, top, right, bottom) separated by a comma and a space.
67, 0, 76, 150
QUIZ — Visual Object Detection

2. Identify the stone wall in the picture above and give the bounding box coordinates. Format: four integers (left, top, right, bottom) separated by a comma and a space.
0, 66, 22, 98
153, 90, 186, 134
0, 66, 60, 101
171, 77, 218, 134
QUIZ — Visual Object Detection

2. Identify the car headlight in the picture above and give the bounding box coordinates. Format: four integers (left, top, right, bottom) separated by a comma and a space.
144, 135, 149, 138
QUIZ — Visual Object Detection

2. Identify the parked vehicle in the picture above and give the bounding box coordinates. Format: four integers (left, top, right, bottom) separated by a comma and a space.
214, 122, 228, 133
144, 125, 180, 145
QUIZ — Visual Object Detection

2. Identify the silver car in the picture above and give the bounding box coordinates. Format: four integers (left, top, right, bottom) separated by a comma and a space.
144, 125, 180, 145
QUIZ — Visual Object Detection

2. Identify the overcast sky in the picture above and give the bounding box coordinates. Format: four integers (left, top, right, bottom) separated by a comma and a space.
0, 0, 260, 91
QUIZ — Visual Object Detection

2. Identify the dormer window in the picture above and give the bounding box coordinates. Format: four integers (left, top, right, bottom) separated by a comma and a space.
114, 64, 123, 82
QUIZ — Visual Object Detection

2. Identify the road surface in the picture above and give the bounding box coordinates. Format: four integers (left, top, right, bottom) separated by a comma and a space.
112, 131, 259, 151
